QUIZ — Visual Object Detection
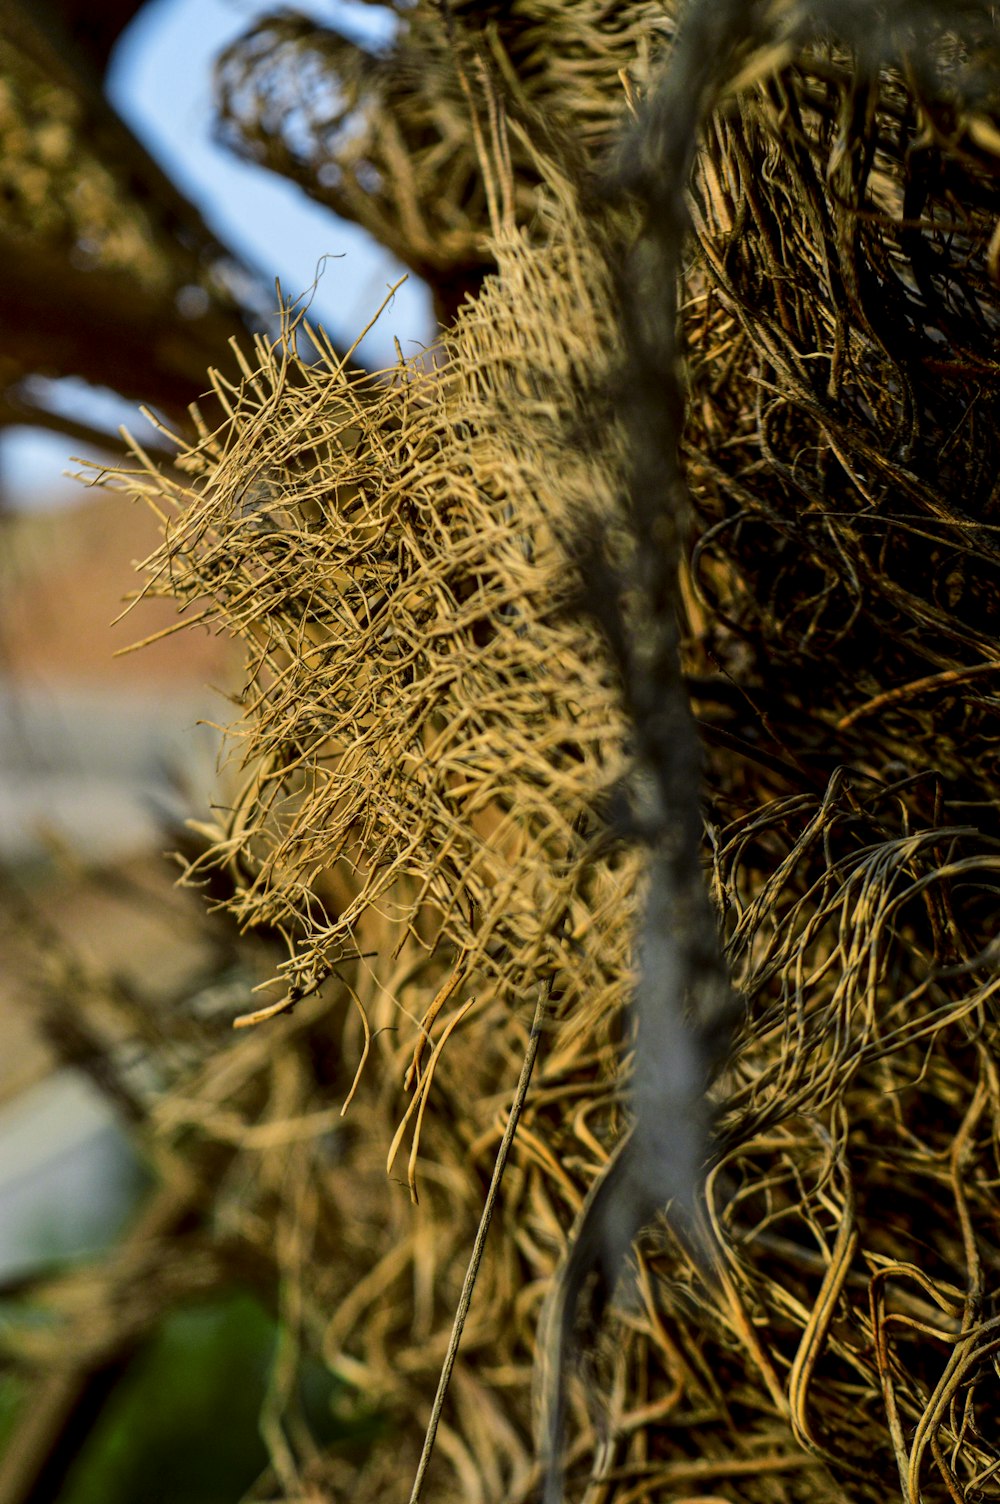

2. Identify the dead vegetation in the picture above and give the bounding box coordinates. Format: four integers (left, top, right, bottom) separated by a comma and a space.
8, 3, 1000, 1502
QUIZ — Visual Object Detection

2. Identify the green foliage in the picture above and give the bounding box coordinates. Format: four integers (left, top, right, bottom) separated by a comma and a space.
56, 1292, 382, 1504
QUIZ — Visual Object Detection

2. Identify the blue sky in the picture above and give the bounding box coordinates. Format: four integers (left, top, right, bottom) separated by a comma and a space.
4, 0, 433, 505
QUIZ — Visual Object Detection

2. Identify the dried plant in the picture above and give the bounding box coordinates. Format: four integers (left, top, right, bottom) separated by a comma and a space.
59, 3, 1000, 1502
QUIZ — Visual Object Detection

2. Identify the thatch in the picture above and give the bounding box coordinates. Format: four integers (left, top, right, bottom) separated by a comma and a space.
80, 2, 1000, 1502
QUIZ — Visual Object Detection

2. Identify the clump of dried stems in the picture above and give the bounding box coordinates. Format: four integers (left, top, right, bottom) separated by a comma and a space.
30, 2, 1000, 1502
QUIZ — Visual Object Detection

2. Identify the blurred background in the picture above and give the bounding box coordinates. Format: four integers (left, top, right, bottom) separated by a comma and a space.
0, 2, 431, 1496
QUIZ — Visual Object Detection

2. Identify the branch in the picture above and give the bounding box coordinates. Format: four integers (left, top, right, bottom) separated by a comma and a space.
540, 3, 771, 1497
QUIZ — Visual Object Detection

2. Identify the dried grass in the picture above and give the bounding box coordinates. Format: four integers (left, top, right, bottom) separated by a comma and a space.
75, 3, 1000, 1502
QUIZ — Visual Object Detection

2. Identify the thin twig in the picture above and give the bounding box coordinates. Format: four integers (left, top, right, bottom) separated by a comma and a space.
407, 982, 548, 1504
